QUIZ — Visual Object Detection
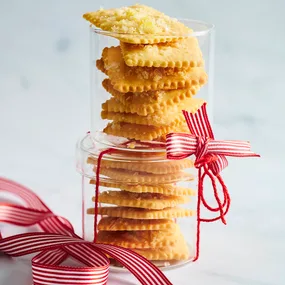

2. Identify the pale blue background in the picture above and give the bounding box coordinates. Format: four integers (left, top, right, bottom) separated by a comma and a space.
0, 1, 284, 284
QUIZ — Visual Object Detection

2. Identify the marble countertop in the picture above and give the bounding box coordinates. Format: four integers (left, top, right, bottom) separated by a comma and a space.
0, 0, 284, 284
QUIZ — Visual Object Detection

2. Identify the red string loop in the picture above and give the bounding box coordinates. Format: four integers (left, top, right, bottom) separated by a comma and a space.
166, 103, 259, 262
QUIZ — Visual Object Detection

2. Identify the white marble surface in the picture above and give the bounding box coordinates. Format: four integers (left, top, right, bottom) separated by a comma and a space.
0, 0, 285, 284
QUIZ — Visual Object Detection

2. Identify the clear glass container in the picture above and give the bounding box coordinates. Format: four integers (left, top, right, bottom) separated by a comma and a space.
90, 19, 215, 132
79, 19, 215, 270
77, 133, 197, 270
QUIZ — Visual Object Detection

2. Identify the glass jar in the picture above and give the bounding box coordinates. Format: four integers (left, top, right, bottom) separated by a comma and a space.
77, 133, 197, 270
90, 19, 215, 132
78, 19, 215, 270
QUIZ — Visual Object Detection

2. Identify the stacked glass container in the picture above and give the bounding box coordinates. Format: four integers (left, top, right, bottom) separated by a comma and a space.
77, 19, 214, 270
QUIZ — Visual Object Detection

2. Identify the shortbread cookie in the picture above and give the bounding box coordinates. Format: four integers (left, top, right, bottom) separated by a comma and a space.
89, 180, 195, 196
101, 110, 184, 127
102, 94, 204, 117
87, 156, 193, 174
101, 46, 191, 78
83, 4, 192, 44
102, 78, 198, 107
120, 184, 195, 196
97, 227, 180, 248
101, 97, 133, 114
98, 217, 177, 231
134, 235, 189, 260
100, 96, 192, 117
118, 184, 195, 196
120, 37, 203, 68
95, 191, 189, 209
102, 78, 203, 117
88, 207, 195, 219
99, 46, 207, 93
103, 121, 189, 141
97, 166, 194, 184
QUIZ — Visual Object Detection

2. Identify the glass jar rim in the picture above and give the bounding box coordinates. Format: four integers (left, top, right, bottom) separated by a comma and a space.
80, 132, 167, 154
90, 18, 215, 38
77, 132, 173, 163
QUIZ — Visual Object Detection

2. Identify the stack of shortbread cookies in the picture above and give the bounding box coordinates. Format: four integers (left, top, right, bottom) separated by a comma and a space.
86, 154, 196, 262
84, 4, 207, 264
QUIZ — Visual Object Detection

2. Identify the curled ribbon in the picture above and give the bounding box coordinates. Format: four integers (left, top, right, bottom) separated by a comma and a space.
0, 177, 172, 285
166, 103, 260, 261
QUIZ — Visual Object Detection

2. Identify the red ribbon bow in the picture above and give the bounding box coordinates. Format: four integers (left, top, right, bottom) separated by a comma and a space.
0, 177, 172, 285
166, 103, 260, 261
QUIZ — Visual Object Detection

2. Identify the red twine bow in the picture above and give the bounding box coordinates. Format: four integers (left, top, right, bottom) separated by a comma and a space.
0, 177, 172, 285
166, 103, 260, 261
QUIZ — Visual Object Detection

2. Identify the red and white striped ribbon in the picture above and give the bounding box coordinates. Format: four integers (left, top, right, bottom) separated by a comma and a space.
166, 103, 259, 175
166, 103, 260, 261
0, 177, 172, 285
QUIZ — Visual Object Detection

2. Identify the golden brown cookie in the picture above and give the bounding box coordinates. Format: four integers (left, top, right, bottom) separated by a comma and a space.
96, 191, 190, 209
87, 156, 193, 174
102, 78, 204, 117
88, 206, 195, 219
120, 37, 203, 68
102, 97, 132, 113
103, 121, 189, 141
134, 234, 190, 260
89, 180, 195, 196
97, 227, 180, 248
101, 110, 184, 127
97, 166, 194, 184
99, 46, 207, 93
119, 184, 195, 196
83, 4, 192, 44
102, 94, 205, 118
102, 78, 198, 108
98, 217, 177, 231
